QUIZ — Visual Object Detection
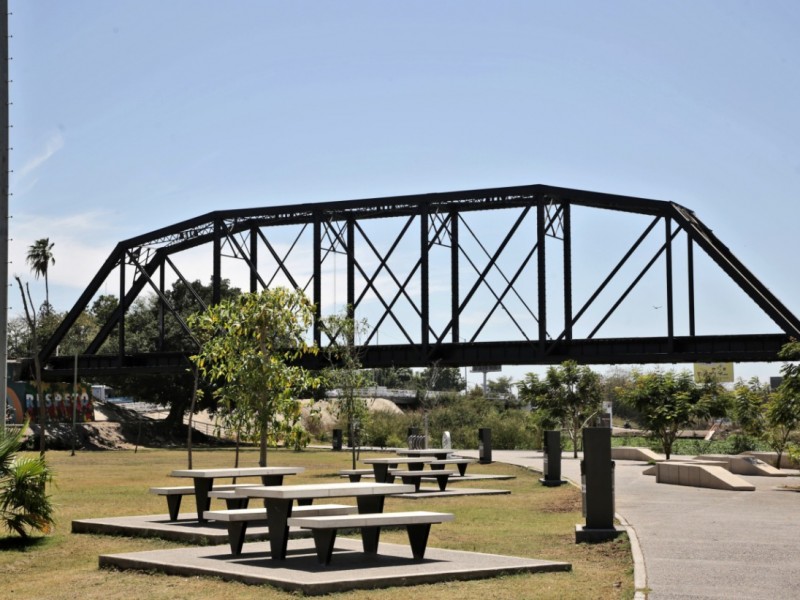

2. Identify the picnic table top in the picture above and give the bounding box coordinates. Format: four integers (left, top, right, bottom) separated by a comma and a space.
362, 457, 433, 465
235, 481, 415, 500
169, 466, 305, 478
390, 469, 457, 476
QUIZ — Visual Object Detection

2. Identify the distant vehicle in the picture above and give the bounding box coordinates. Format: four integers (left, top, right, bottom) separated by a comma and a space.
91, 385, 115, 402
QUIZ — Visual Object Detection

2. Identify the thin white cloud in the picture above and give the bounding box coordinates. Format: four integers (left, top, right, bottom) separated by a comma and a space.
15, 131, 65, 182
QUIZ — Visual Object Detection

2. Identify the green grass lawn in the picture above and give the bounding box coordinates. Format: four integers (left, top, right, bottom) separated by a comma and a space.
0, 447, 634, 600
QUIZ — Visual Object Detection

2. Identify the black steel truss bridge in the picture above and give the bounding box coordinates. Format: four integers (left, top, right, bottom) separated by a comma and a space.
36, 184, 800, 379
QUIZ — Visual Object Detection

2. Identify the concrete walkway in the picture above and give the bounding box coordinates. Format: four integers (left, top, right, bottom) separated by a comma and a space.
459, 449, 800, 600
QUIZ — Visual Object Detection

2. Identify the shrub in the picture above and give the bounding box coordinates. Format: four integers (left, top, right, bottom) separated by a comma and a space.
348, 394, 548, 451
364, 410, 412, 448
0, 423, 55, 538
727, 433, 758, 454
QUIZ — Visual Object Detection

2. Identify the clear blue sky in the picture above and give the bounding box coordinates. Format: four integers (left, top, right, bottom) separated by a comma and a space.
8, 1, 800, 386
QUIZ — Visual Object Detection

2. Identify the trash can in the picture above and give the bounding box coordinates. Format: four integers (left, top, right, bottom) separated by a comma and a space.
581, 427, 615, 530
478, 428, 492, 464
332, 429, 343, 451
541, 430, 564, 486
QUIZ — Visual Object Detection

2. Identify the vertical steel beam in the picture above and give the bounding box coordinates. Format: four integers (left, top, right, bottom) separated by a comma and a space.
537, 199, 547, 347
213, 219, 222, 305
158, 262, 165, 350
666, 217, 674, 341
450, 212, 460, 343
687, 233, 696, 337
347, 218, 355, 322
563, 202, 572, 342
420, 206, 430, 350
250, 226, 258, 293
118, 259, 126, 362
313, 214, 322, 346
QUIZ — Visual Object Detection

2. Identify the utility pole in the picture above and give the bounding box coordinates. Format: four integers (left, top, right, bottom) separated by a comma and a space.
0, 0, 9, 432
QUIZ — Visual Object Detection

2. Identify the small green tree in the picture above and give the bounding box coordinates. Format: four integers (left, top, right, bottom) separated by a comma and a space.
0, 422, 55, 538
519, 361, 602, 458
622, 370, 728, 459
764, 391, 799, 469
185, 365, 202, 469
733, 378, 769, 438
766, 341, 800, 468
731, 370, 800, 466
188, 288, 319, 467
321, 312, 371, 469
14, 276, 47, 455
731, 377, 770, 453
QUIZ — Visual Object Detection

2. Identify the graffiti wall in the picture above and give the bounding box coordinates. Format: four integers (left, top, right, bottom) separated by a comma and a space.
5, 381, 95, 425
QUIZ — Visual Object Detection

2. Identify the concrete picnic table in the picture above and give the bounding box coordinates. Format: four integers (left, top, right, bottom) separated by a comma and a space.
169, 466, 304, 523
235, 481, 415, 561
361, 456, 433, 483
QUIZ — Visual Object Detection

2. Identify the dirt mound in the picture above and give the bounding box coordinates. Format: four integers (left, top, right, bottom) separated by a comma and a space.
299, 397, 402, 429
25, 397, 404, 451
23, 420, 229, 452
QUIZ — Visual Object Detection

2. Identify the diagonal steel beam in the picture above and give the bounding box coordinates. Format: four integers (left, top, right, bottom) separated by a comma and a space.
588, 224, 681, 339
434, 204, 533, 345
670, 203, 800, 337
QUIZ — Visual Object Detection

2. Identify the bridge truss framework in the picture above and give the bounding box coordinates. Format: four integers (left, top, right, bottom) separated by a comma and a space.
36, 184, 800, 379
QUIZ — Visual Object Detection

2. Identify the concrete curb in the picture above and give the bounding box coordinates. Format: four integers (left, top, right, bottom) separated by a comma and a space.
615, 511, 647, 600
520, 461, 647, 599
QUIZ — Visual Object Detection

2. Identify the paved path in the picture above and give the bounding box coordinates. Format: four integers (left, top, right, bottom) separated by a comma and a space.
458, 449, 800, 600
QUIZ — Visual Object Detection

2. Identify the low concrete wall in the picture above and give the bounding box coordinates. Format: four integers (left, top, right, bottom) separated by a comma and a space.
656, 462, 755, 491
743, 451, 799, 470
611, 447, 665, 462
696, 454, 788, 477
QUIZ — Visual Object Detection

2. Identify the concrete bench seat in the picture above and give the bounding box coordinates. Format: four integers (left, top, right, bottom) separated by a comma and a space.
287, 510, 454, 565
208, 488, 259, 509
429, 458, 474, 476
338, 469, 374, 482
203, 504, 358, 555
389, 469, 456, 492
149, 483, 259, 520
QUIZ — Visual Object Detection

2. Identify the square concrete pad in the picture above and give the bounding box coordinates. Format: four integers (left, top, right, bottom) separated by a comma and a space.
72, 513, 281, 545
100, 538, 571, 596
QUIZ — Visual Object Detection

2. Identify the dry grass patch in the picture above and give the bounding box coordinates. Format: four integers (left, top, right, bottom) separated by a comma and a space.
537, 484, 584, 513
0, 447, 634, 599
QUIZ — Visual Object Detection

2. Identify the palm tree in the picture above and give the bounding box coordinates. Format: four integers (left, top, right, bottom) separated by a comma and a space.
26, 238, 55, 308
0, 423, 55, 538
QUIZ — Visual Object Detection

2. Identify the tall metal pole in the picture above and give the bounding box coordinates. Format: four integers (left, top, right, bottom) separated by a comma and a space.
0, 1, 10, 432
